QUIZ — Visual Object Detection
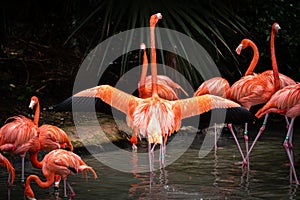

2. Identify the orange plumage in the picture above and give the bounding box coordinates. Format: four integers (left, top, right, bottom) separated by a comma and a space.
25, 149, 97, 199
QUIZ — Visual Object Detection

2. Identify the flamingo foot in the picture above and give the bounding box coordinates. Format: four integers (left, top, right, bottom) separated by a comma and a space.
132, 144, 138, 152
70, 192, 76, 199
242, 160, 248, 169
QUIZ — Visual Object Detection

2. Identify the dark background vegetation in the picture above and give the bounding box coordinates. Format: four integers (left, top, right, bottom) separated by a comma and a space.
0, 0, 299, 124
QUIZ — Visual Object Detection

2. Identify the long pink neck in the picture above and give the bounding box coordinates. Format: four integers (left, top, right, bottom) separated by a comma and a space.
244, 40, 259, 76
139, 47, 148, 87
30, 152, 43, 168
270, 27, 280, 91
150, 25, 158, 96
33, 101, 40, 126
26, 174, 55, 190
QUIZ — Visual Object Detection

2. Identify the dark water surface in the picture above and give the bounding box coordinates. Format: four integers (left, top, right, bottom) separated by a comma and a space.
1, 125, 300, 200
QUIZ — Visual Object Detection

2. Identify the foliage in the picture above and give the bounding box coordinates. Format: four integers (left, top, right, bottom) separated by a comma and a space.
231, 0, 299, 80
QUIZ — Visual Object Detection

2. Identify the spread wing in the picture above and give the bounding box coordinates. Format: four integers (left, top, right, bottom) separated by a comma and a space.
74, 85, 141, 115
178, 94, 241, 119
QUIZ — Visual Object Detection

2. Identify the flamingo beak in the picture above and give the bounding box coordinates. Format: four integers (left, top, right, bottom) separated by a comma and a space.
235, 44, 243, 55
29, 100, 36, 109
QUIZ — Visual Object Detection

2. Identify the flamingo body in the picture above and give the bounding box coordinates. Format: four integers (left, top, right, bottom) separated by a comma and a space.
0, 115, 40, 156
193, 77, 229, 97
256, 84, 300, 119
25, 149, 97, 200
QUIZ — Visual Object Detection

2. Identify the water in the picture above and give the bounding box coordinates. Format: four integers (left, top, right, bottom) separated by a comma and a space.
1, 125, 300, 200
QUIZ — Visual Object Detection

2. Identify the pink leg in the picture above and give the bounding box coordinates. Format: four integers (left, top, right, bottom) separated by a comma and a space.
21, 156, 25, 188
67, 182, 76, 199
244, 114, 269, 165
244, 123, 249, 170
149, 144, 155, 172
289, 124, 294, 183
227, 124, 246, 165
285, 116, 290, 130
7, 172, 11, 187
283, 118, 299, 185
64, 179, 67, 199
214, 123, 217, 153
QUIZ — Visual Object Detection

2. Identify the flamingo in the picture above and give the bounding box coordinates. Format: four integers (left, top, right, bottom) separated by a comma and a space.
193, 77, 230, 151
28, 96, 74, 189
24, 149, 98, 200
193, 77, 229, 98
0, 115, 40, 185
225, 23, 296, 168
72, 13, 248, 172
130, 42, 188, 150
255, 83, 300, 184
0, 153, 15, 187
28, 96, 74, 155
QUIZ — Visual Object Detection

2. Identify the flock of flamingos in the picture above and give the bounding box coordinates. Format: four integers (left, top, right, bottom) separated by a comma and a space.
0, 12, 299, 199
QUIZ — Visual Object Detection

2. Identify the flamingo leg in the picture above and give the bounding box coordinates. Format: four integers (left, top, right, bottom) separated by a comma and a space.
160, 136, 167, 169
283, 118, 299, 185
244, 114, 269, 165
21, 156, 25, 187
227, 124, 246, 164
148, 144, 154, 172
285, 116, 290, 130
63, 179, 68, 200
67, 181, 76, 199
214, 123, 217, 153
244, 123, 249, 170
7, 171, 11, 187
289, 125, 294, 184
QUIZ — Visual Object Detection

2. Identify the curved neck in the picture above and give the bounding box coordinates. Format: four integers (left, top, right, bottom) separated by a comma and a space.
33, 101, 40, 126
26, 174, 55, 189
270, 27, 280, 90
150, 25, 158, 96
29, 152, 43, 168
244, 40, 259, 76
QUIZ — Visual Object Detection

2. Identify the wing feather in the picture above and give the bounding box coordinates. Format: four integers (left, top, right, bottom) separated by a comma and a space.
178, 94, 241, 119
74, 85, 140, 114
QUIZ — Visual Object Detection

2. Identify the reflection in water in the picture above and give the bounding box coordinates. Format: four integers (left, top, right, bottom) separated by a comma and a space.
1, 128, 300, 199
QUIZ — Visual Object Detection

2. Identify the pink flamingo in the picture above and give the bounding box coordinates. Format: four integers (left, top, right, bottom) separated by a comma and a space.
225, 23, 297, 169
25, 149, 98, 200
72, 13, 246, 172
130, 42, 188, 150
0, 115, 40, 186
256, 83, 300, 184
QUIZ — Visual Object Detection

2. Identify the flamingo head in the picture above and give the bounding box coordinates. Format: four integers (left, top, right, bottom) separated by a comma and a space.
272, 22, 281, 32
235, 39, 252, 55
150, 13, 162, 27
140, 43, 146, 51
29, 96, 39, 109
